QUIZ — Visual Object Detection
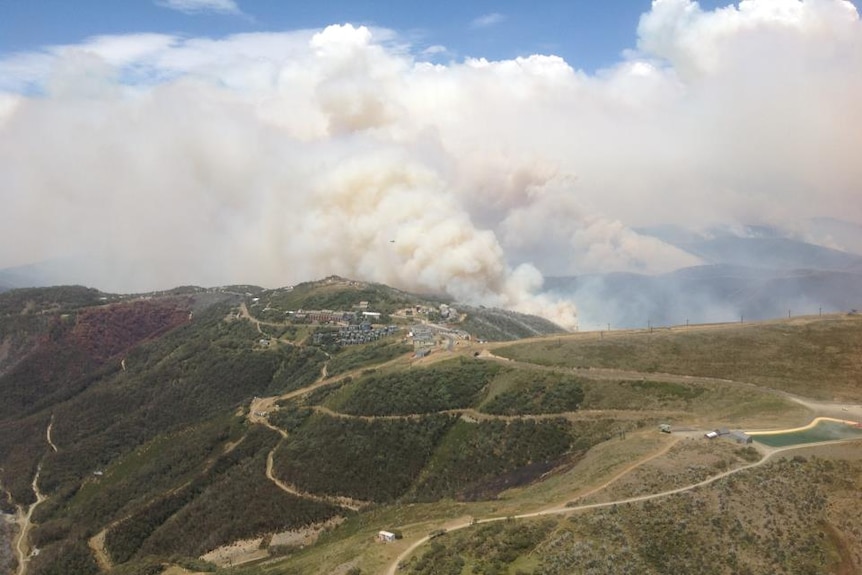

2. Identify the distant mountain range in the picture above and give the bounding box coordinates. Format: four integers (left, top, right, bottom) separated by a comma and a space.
545, 220, 862, 330
638, 221, 862, 271
0, 261, 58, 292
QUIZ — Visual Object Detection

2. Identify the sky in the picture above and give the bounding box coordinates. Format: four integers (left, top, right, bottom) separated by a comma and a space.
1, 0, 738, 72
1, 0, 861, 328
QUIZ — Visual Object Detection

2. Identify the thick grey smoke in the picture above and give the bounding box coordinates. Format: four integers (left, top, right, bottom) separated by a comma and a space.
1, 1, 861, 330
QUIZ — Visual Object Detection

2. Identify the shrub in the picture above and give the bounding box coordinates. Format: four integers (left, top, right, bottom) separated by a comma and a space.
273, 414, 457, 502
331, 359, 501, 416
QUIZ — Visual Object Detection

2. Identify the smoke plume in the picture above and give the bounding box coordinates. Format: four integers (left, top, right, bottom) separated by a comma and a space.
2, 1, 861, 330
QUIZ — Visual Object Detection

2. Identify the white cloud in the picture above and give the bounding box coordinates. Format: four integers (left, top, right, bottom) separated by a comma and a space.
1, 1, 861, 329
421, 44, 452, 60
156, 0, 243, 15
471, 13, 506, 29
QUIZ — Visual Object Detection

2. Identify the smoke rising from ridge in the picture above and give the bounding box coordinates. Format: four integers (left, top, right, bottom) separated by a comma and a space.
1, 1, 861, 329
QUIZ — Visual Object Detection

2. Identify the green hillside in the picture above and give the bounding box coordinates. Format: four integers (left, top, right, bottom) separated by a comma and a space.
0, 284, 860, 575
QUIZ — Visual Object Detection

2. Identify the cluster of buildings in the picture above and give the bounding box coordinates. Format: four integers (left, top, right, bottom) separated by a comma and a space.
285, 309, 375, 324
704, 428, 753, 444
409, 324, 471, 357
277, 301, 384, 326
410, 325, 436, 351
252, 295, 472, 355
393, 303, 460, 321
312, 323, 400, 347
337, 324, 400, 345
661, 424, 753, 444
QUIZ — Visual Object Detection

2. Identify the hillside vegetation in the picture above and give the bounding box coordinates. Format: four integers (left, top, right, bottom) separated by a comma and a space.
0, 284, 860, 575
494, 316, 862, 400
460, 306, 567, 341
401, 454, 862, 575
256, 277, 430, 315
0, 282, 569, 574
324, 359, 502, 416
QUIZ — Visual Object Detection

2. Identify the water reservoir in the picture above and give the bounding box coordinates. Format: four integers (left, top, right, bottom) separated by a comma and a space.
751, 419, 862, 448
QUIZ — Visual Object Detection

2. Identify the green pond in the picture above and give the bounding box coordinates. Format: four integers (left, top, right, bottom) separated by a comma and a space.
752, 420, 862, 448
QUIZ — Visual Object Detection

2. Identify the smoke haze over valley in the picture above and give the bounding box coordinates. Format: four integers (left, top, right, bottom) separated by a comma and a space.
2, 0, 862, 329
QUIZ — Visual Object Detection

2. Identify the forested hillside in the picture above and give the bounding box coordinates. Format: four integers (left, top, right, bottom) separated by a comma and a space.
0, 281, 574, 574
1, 284, 860, 575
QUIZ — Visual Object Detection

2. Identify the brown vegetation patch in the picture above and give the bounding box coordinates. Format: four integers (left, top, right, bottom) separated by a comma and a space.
71, 298, 191, 363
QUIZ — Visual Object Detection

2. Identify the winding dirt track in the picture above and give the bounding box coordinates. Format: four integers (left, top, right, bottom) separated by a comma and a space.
384, 437, 860, 575
248, 350, 406, 513
264, 450, 368, 512
380, 351, 862, 574
10, 417, 58, 575
45, 417, 57, 453
234, 310, 862, 574
88, 530, 112, 572
13, 467, 46, 575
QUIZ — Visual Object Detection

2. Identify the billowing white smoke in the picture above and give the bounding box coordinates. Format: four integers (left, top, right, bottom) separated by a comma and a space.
1, 1, 861, 331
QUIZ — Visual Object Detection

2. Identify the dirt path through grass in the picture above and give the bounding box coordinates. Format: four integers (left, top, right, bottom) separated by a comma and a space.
45, 417, 57, 453
237, 312, 861, 574
380, 349, 861, 575
247, 349, 389, 513
778, 396, 862, 424
88, 529, 112, 572
263, 449, 368, 511
13, 466, 46, 575
384, 436, 861, 575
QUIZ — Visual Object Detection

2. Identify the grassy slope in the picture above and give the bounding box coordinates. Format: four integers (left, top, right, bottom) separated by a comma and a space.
399, 454, 862, 575
494, 315, 862, 401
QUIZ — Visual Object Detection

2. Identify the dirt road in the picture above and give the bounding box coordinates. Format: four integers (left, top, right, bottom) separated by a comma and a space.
13, 466, 46, 575
384, 435, 861, 575
779, 397, 862, 423
88, 529, 113, 572
235, 308, 862, 575
264, 450, 368, 511
46, 417, 57, 453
